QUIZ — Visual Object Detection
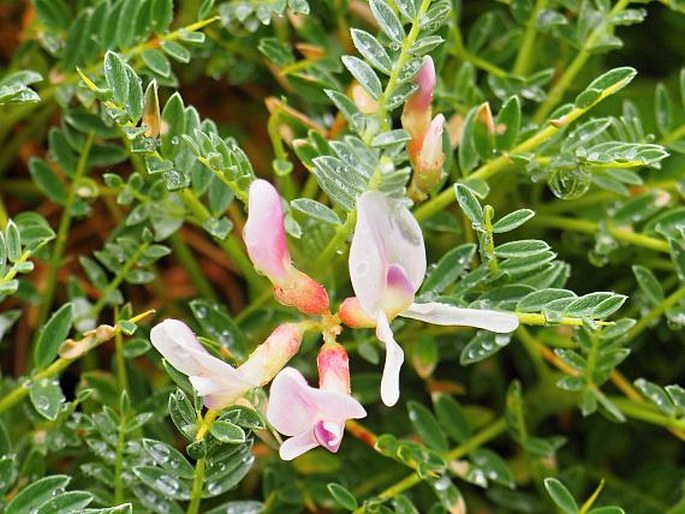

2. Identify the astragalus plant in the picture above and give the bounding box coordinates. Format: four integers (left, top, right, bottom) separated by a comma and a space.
0, 0, 684, 513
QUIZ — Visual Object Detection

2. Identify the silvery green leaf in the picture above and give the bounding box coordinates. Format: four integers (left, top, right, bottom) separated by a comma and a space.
371, 129, 411, 147
341, 55, 383, 99
395, 0, 416, 20
291, 198, 341, 225
369, 0, 405, 43
351, 29, 392, 75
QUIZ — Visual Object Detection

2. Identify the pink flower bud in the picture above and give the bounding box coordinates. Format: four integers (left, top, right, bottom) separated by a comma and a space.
317, 343, 351, 394
244, 179, 330, 316
401, 56, 436, 140
244, 179, 291, 283
274, 267, 330, 316
238, 323, 304, 386
338, 297, 377, 328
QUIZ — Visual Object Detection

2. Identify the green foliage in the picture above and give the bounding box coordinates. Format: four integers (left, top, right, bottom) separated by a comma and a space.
0, 0, 684, 513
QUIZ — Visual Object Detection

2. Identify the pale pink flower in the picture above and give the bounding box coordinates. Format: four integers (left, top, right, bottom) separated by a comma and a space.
267, 353, 366, 460
244, 179, 329, 315
150, 319, 303, 409
342, 191, 520, 407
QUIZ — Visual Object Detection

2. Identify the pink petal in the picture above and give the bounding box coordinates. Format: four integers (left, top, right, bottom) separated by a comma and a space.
376, 312, 404, 407
382, 264, 417, 317
314, 420, 344, 453
401, 56, 436, 139
244, 179, 291, 283
401, 302, 520, 333
279, 431, 319, 461
414, 56, 436, 112
349, 192, 426, 317
266, 368, 319, 436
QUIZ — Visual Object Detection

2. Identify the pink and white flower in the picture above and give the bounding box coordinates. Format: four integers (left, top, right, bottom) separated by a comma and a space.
150, 319, 304, 409
244, 179, 330, 316
266, 344, 366, 460
340, 191, 520, 407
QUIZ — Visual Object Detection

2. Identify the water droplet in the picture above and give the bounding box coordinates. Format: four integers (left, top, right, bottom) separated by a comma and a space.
548, 167, 591, 200
147, 442, 171, 464
154, 474, 180, 495
207, 481, 223, 495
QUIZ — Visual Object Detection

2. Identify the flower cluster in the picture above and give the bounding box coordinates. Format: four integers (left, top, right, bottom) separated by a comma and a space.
149, 63, 518, 460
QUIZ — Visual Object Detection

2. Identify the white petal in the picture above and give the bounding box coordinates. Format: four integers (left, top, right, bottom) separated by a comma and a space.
402, 302, 520, 333
376, 312, 405, 407
266, 368, 319, 436
349, 192, 426, 317
311, 389, 367, 421
151, 319, 225, 376
279, 431, 319, 460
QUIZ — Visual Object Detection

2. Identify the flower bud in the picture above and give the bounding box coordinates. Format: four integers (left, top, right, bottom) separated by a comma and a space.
238, 323, 304, 386
244, 179, 330, 315
338, 297, 376, 329
410, 114, 446, 195
274, 267, 330, 316
317, 343, 351, 394
244, 179, 291, 283
401, 56, 436, 140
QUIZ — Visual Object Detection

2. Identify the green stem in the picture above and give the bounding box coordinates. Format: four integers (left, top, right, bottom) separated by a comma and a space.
113, 408, 128, 504
114, 325, 129, 394
352, 418, 507, 513
311, 210, 357, 272
178, 189, 264, 294
662, 123, 685, 145
35, 131, 96, 334
0, 310, 152, 413
267, 110, 297, 201
186, 409, 218, 514
414, 77, 628, 222
0, 17, 220, 142
448, 25, 508, 78
169, 233, 218, 302
531, 215, 670, 253
611, 397, 685, 431
533, 0, 632, 123
512, 0, 548, 76
376, 0, 433, 132
186, 458, 206, 514
627, 284, 685, 341
516, 326, 552, 381
89, 240, 150, 319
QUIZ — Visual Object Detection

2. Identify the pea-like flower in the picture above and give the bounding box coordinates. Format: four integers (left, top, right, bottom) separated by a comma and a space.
244, 179, 329, 316
340, 191, 520, 407
267, 344, 366, 460
150, 319, 303, 409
